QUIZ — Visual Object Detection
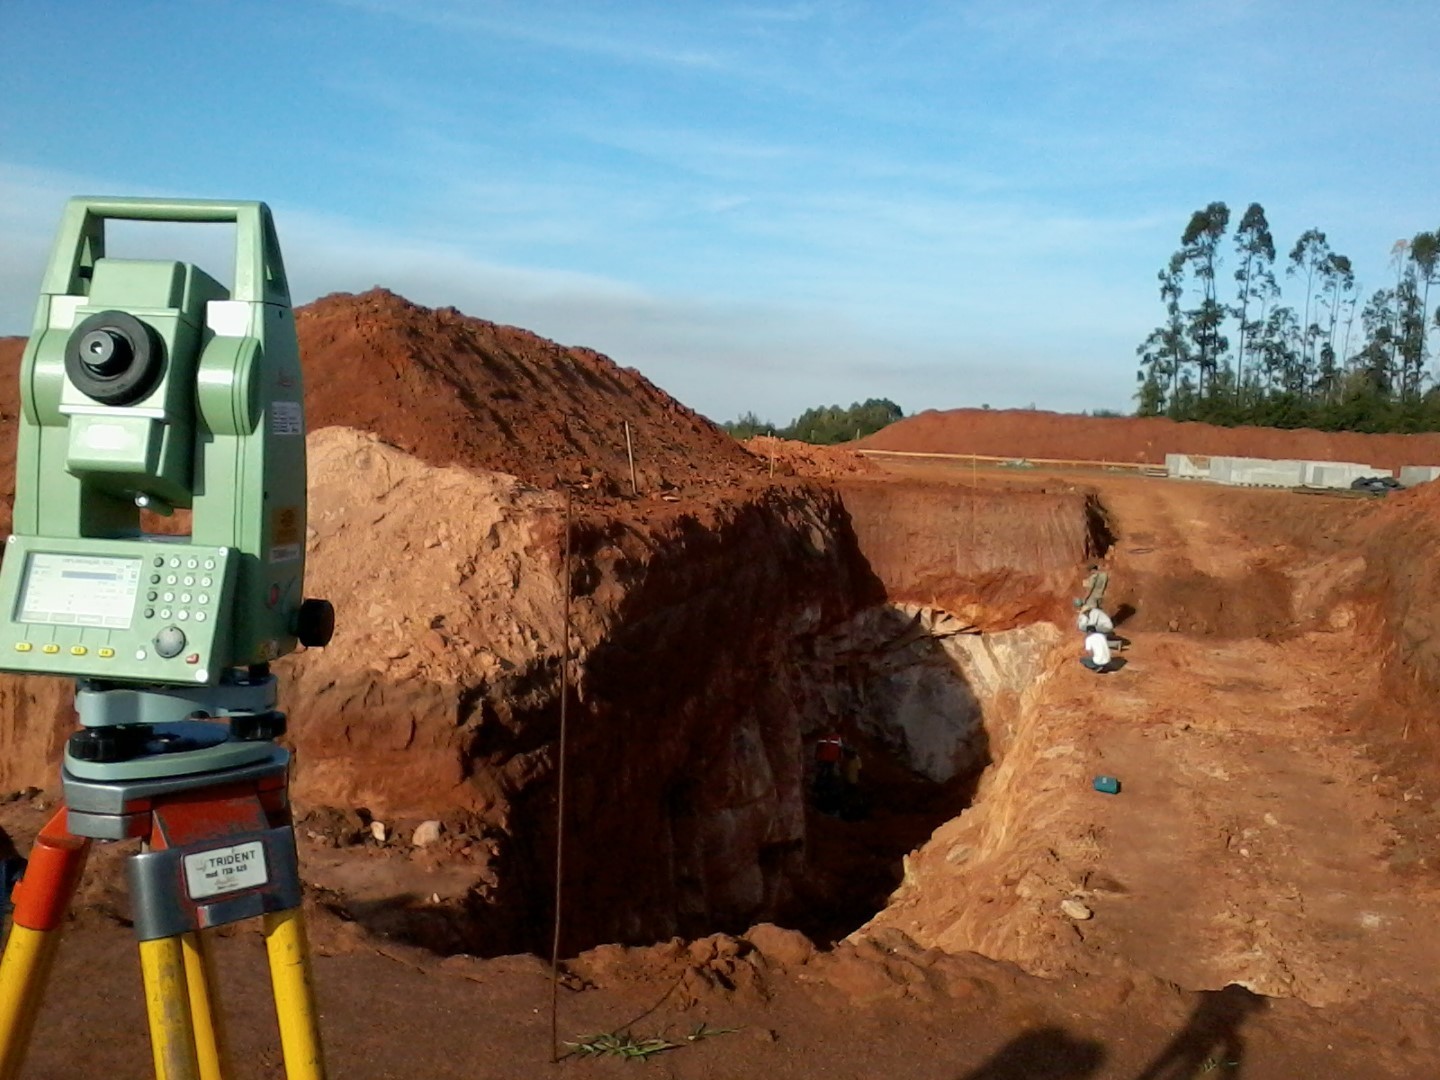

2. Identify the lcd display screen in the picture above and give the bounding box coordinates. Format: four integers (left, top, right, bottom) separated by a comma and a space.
17, 553, 142, 629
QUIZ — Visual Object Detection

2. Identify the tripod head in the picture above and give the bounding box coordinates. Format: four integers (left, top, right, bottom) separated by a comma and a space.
0, 198, 333, 776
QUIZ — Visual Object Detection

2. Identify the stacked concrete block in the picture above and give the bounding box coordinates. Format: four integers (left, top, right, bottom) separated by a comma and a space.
1164, 453, 1210, 479
1206, 456, 1237, 484
1226, 458, 1306, 487
1303, 462, 1387, 489
1399, 465, 1440, 487
1168, 452, 1414, 489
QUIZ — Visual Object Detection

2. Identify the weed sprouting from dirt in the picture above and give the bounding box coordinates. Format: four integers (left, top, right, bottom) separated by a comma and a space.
565, 1023, 738, 1061
565, 1031, 680, 1060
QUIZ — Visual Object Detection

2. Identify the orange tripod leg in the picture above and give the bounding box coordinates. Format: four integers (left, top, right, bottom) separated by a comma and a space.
0, 808, 90, 1080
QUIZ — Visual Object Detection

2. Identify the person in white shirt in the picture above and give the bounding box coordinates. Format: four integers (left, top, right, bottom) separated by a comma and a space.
1080, 629, 1113, 673
1076, 607, 1114, 635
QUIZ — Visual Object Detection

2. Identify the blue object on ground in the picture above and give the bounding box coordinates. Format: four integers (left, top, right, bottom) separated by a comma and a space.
1093, 775, 1121, 795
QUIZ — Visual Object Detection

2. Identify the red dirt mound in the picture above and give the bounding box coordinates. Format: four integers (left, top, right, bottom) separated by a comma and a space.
742, 435, 879, 479
863, 408, 1440, 473
299, 289, 759, 492
0, 288, 761, 498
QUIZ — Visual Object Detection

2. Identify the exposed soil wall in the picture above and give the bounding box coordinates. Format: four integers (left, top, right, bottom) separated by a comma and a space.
833, 479, 1108, 630
863, 407, 1440, 473
1353, 482, 1440, 739
267, 429, 881, 954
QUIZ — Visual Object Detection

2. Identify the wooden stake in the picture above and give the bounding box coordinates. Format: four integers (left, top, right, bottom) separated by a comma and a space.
623, 421, 637, 496
550, 487, 573, 1063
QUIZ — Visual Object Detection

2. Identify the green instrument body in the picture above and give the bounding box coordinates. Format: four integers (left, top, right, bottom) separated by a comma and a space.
0, 198, 309, 687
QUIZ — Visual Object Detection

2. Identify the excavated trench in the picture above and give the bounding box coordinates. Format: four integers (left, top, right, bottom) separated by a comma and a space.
280, 457, 1440, 1018
775, 608, 1062, 944
767, 480, 1106, 944
293, 473, 1112, 958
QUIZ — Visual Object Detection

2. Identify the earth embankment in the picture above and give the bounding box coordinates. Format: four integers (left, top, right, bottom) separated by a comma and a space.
862, 407, 1440, 473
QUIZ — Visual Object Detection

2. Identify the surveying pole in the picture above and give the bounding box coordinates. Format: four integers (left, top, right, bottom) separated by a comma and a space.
0, 197, 334, 1079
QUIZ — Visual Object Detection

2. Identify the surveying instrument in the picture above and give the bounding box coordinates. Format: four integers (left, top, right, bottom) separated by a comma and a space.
0, 198, 334, 1079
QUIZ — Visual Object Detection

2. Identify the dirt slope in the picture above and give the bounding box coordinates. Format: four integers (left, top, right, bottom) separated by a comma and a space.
863, 407, 1440, 472
297, 289, 758, 493
0, 289, 760, 504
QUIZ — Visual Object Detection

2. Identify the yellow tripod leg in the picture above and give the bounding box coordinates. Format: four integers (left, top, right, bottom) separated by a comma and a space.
0, 926, 62, 1080
181, 931, 227, 1080
0, 808, 90, 1080
139, 936, 201, 1080
263, 908, 326, 1080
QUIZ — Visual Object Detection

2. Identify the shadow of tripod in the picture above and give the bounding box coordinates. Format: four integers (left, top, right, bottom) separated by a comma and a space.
1132, 984, 1267, 1079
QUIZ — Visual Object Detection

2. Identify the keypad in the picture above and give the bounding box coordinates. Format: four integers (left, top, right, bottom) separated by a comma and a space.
139, 550, 223, 629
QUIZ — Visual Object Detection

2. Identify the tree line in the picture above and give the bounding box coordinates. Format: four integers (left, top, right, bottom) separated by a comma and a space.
1136, 202, 1440, 430
722, 398, 904, 444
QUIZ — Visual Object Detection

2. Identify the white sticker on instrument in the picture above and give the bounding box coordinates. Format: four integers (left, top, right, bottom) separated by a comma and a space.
183, 841, 269, 899
270, 401, 302, 436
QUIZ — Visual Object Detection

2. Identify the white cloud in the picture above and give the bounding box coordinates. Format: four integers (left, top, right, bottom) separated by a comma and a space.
0, 159, 1155, 423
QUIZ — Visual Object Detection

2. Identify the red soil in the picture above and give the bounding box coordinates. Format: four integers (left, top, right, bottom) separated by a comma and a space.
296, 290, 759, 493
0, 288, 761, 505
862, 408, 1440, 473
742, 435, 880, 479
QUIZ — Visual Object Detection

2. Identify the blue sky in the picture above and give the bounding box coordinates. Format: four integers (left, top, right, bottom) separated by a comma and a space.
2, 1, 1438, 424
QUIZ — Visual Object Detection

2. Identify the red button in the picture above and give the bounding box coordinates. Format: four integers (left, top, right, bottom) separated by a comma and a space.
185, 653, 200, 664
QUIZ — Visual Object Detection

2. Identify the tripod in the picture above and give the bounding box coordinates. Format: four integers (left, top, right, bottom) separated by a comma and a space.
0, 679, 326, 1080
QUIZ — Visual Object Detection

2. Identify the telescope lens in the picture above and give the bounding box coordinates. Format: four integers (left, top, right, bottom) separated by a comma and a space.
64, 310, 165, 406
79, 328, 134, 377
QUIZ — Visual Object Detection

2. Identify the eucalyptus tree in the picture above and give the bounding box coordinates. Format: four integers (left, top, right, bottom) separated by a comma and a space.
1180, 202, 1231, 396
1315, 252, 1355, 402
1396, 272, 1427, 399
1257, 306, 1302, 394
1232, 203, 1276, 404
1412, 230, 1440, 376
1136, 252, 1192, 414
1357, 288, 1396, 393
1287, 229, 1333, 388
1389, 240, 1411, 388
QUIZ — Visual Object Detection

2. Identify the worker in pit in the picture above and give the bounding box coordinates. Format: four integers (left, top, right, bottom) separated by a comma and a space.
1076, 605, 1114, 636
1077, 561, 1109, 613
1080, 623, 1114, 673
813, 729, 845, 815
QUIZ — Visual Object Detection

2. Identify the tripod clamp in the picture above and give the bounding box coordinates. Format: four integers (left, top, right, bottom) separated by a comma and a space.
63, 750, 302, 940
